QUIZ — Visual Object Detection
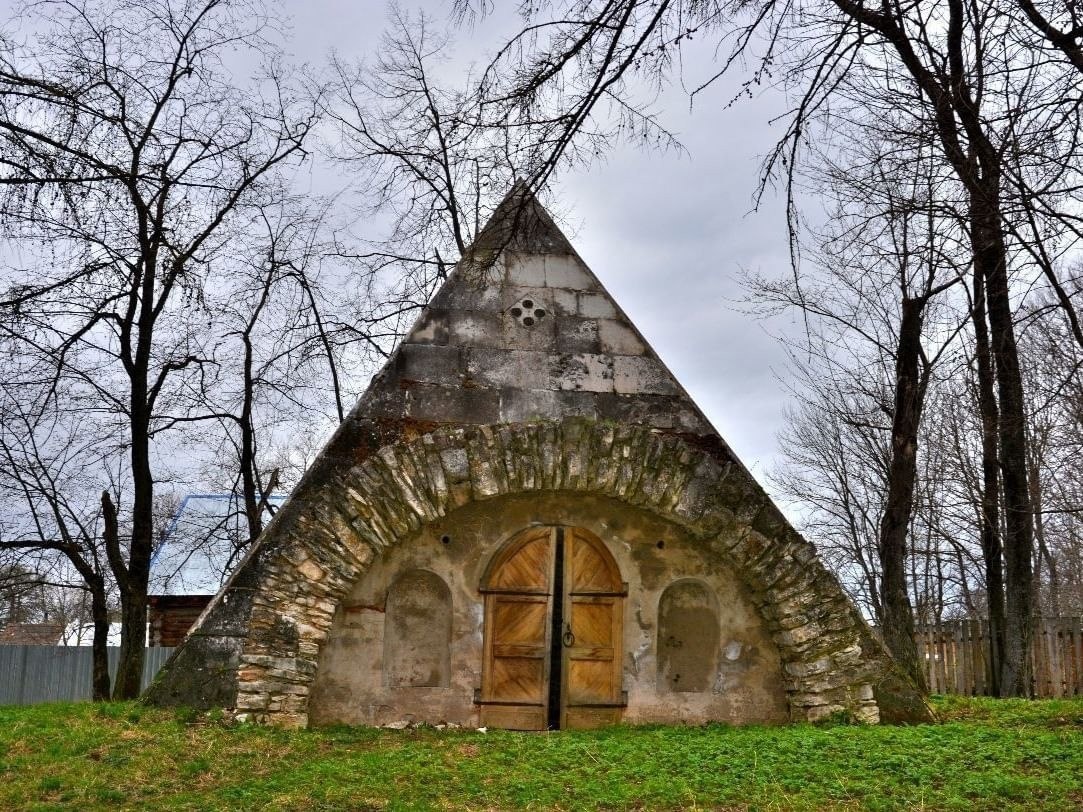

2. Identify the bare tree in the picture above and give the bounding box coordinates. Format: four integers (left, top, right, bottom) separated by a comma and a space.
1014, 0, 1083, 74
457, 0, 1083, 695
0, 371, 115, 699
189, 195, 367, 550
0, 563, 45, 625
1018, 296, 1083, 616
321, 7, 531, 342
0, 0, 316, 698
322, 5, 671, 337
772, 368, 890, 621
750, 113, 970, 687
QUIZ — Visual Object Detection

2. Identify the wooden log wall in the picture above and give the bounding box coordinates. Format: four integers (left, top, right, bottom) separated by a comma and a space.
915, 617, 1083, 698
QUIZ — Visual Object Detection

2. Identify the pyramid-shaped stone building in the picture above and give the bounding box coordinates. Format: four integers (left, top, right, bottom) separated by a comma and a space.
146, 187, 925, 728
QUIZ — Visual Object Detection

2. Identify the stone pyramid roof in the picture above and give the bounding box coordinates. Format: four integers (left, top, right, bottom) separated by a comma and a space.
350, 183, 733, 454
265, 183, 750, 514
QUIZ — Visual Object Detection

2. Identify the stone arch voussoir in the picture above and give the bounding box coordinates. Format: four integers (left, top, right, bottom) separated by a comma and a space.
233, 418, 886, 726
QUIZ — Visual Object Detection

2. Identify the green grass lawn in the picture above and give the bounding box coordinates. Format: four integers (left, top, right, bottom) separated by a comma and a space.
0, 696, 1080, 811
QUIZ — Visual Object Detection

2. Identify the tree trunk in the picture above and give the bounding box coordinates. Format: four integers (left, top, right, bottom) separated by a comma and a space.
114, 590, 148, 699
877, 296, 930, 692
1032, 480, 1058, 616
972, 269, 1005, 696
971, 186, 1035, 697
88, 578, 111, 702
240, 330, 263, 544
113, 393, 153, 699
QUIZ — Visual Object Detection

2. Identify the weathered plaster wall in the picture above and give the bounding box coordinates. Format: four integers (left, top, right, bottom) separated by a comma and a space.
308, 493, 788, 727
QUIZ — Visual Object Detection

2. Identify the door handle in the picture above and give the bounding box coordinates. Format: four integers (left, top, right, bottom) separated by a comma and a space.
562, 622, 575, 647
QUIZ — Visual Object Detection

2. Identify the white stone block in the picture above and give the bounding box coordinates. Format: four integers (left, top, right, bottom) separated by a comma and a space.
466, 348, 549, 389
506, 254, 546, 286
548, 353, 615, 392
544, 255, 596, 289
598, 319, 647, 355
613, 356, 678, 395
577, 292, 617, 319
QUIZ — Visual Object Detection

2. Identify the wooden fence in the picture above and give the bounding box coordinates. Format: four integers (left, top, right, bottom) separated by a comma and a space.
915, 617, 1083, 697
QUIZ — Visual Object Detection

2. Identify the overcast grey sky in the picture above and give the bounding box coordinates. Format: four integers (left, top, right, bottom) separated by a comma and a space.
288, 2, 807, 485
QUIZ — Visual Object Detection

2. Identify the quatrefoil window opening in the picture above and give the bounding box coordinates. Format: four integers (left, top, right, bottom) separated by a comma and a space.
509, 297, 548, 327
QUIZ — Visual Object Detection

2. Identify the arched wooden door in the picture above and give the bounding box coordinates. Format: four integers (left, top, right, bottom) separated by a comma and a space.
478, 526, 625, 730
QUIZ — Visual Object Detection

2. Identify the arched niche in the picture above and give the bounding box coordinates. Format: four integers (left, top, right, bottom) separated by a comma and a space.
657, 579, 721, 693
384, 569, 452, 688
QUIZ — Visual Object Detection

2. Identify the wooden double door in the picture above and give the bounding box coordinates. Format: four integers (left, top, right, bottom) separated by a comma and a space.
478, 526, 626, 730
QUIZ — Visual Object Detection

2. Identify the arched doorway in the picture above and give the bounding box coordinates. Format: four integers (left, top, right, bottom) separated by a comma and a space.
478, 525, 626, 730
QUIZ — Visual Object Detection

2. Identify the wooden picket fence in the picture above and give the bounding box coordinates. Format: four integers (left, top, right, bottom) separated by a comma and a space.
915, 617, 1083, 697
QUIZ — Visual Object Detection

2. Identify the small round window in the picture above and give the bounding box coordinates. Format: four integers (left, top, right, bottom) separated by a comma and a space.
509, 297, 547, 327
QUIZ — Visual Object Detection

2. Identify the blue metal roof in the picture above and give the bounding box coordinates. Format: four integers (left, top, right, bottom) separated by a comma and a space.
148, 493, 285, 596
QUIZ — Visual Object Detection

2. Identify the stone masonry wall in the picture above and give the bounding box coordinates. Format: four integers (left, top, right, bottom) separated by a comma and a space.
230, 418, 893, 727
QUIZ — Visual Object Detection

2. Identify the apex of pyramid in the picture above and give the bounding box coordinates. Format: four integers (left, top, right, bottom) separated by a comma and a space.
468, 180, 577, 258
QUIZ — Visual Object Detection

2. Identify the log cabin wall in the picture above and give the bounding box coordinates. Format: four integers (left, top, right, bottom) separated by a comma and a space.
147, 595, 213, 647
